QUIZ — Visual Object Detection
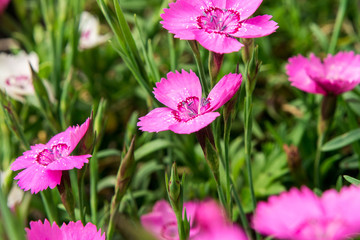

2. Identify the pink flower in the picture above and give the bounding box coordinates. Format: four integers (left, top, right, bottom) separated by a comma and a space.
141, 200, 247, 240
137, 70, 242, 134
286, 52, 360, 95
253, 186, 360, 240
0, 52, 38, 102
26, 219, 105, 240
161, 0, 278, 54
0, 0, 10, 14
11, 118, 92, 194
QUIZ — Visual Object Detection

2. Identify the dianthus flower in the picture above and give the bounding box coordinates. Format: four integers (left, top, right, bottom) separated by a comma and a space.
11, 118, 92, 194
286, 51, 360, 95
161, 0, 278, 54
137, 70, 242, 134
141, 200, 247, 240
0, 52, 38, 102
253, 186, 360, 240
79, 11, 111, 50
26, 219, 105, 240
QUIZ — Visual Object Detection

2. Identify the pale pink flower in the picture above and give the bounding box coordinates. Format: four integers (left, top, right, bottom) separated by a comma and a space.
253, 186, 360, 240
286, 52, 360, 95
26, 219, 105, 240
79, 11, 111, 50
0, 0, 10, 14
161, 0, 278, 54
11, 118, 92, 194
0, 52, 38, 101
138, 70, 242, 134
141, 200, 247, 240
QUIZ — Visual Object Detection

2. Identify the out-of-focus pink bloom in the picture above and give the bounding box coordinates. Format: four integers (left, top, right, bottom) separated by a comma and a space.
138, 70, 242, 134
0, 0, 10, 14
286, 52, 360, 95
141, 200, 247, 240
0, 52, 38, 101
11, 118, 92, 194
79, 11, 111, 50
161, 0, 278, 54
253, 186, 360, 240
26, 219, 105, 240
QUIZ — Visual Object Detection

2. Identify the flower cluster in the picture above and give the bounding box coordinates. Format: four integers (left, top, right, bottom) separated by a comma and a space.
141, 200, 247, 240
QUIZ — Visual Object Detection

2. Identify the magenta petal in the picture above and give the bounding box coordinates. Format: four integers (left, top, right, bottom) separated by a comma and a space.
154, 70, 202, 109
47, 155, 91, 171
207, 73, 242, 111
14, 165, 62, 194
233, 15, 278, 39
138, 107, 178, 133
61, 221, 105, 240
286, 54, 327, 95
11, 144, 46, 171
169, 112, 220, 134
26, 219, 62, 240
253, 187, 324, 240
141, 200, 177, 237
194, 30, 244, 54
160, 0, 202, 40
226, 0, 263, 20
69, 118, 91, 152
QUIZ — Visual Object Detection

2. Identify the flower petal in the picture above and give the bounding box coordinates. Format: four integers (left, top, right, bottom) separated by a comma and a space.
11, 144, 46, 171
207, 73, 242, 112
286, 54, 327, 95
194, 30, 244, 54
226, 0, 263, 20
232, 15, 278, 38
137, 107, 178, 133
47, 155, 91, 171
61, 221, 105, 240
14, 165, 62, 194
160, 0, 202, 40
26, 219, 62, 240
253, 187, 324, 240
169, 112, 220, 134
69, 118, 91, 153
154, 70, 202, 109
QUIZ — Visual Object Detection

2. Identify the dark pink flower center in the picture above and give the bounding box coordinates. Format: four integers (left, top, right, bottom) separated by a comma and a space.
197, 7, 241, 35
81, 30, 91, 40
36, 143, 70, 166
172, 96, 211, 122
161, 221, 178, 240
5, 75, 31, 89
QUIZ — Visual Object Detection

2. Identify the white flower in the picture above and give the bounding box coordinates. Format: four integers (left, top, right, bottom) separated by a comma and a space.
79, 11, 111, 50
0, 52, 38, 102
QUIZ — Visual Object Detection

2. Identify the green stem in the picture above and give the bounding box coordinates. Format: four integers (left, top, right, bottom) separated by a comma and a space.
224, 118, 232, 218
174, 209, 186, 240
40, 191, 58, 224
188, 41, 209, 95
328, 0, 348, 54
231, 186, 252, 240
314, 132, 325, 188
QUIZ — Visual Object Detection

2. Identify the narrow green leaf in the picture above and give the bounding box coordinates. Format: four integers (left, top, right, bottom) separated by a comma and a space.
322, 128, 360, 151
134, 139, 174, 161
343, 175, 360, 185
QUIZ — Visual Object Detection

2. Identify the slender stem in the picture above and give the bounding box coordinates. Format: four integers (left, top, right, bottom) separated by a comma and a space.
314, 132, 325, 188
188, 41, 209, 95
174, 209, 186, 240
328, 0, 348, 54
231, 186, 252, 240
40, 191, 58, 224
224, 118, 232, 218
